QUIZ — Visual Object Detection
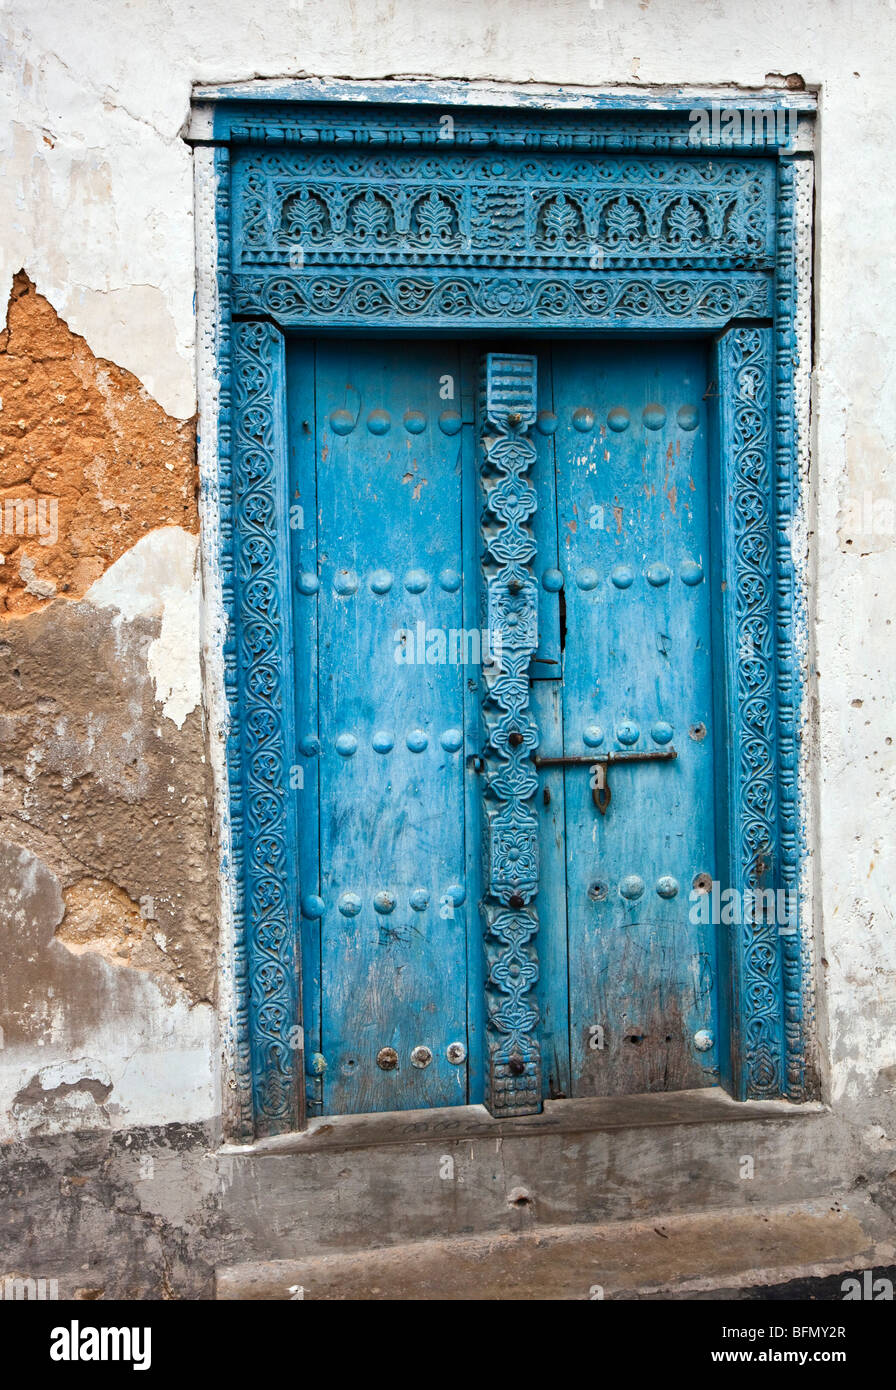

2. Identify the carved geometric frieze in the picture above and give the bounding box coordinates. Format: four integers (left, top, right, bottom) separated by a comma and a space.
234, 151, 776, 270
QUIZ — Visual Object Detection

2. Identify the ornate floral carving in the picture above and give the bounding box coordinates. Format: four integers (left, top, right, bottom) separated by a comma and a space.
478, 354, 542, 1117
601, 193, 647, 249
236, 149, 773, 269
409, 189, 462, 247
535, 192, 588, 250
663, 194, 710, 250
720, 325, 783, 1100
230, 319, 301, 1134
280, 187, 331, 243
233, 271, 771, 326
345, 188, 396, 245
212, 146, 258, 1142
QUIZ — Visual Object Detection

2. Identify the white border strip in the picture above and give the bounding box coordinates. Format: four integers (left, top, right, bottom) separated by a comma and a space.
189, 79, 817, 142
193, 145, 239, 1136
793, 156, 820, 1094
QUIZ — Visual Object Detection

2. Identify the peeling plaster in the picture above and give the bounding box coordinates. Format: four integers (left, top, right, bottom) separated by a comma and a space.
86, 526, 201, 728
18, 552, 56, 599
0, 272, 198, 615
0, 840, 215, 1139
69, 283, 195, 424
13, 1057, 113, 1108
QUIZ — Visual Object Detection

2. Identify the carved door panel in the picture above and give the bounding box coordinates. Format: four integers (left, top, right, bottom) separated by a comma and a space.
288, 338, 479, 1116
532, 341, 720, 1098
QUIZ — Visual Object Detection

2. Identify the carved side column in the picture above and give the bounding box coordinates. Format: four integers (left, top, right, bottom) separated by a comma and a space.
231, 319, 302, 1136
717, 324, 783, 1100
477, 354, 542, 1117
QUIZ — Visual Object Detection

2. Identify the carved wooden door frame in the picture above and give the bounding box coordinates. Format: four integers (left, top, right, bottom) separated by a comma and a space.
193, 82, 816, 1139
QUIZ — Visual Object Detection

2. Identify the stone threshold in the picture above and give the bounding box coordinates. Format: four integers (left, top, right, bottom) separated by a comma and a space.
215, 1192, 893, 1300
219, 1086, 827, 1158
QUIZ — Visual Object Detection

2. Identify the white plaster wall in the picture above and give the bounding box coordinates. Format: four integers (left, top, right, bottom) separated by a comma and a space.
86, 526, 202, 730
1, 0, 894, 1127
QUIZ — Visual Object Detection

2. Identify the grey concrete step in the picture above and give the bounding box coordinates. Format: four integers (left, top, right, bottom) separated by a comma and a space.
215, 1192, 896, 1300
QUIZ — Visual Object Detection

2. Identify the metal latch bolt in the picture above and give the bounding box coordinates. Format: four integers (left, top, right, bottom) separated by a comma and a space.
532, 748, 678, 814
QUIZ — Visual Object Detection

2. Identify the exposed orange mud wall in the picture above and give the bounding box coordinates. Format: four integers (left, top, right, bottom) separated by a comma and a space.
0, 272, 197, 616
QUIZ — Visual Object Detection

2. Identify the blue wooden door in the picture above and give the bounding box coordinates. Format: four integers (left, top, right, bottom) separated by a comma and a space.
288, 336, 719, 1117
533, 341, 719, 1097
287, 339, 479, 1116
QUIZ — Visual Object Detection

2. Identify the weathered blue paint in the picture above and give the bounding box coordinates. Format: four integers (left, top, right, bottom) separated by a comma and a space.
210, 96, 811, 1135
202, 78, 814, 119
288, 339, 475, 1115
714, 324, 785, 1099
203, 82, 814, 152
537, 341, 720, 1096
230, 319, 303, 1134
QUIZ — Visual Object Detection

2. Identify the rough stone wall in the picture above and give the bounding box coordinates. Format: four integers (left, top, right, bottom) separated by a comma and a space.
0, 0, 893, 1257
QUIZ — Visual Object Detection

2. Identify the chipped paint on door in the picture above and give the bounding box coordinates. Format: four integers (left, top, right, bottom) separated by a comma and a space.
288, 339, 477, 1115
532, 341, 719, 1097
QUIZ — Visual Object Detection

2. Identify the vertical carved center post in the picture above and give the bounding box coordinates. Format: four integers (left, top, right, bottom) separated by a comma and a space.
477, 353, 542, 1117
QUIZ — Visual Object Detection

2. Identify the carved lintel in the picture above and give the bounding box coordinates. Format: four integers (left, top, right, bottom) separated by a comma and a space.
232, 270, 773, 327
